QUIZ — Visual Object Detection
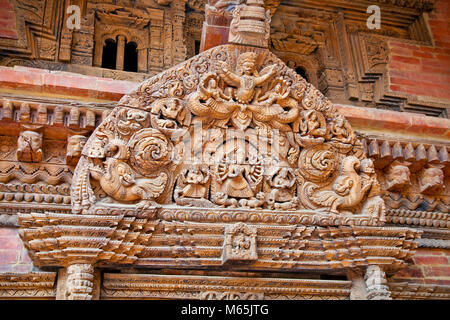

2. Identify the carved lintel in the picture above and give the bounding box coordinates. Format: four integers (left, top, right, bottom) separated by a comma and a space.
222, 222, 257, 264
364, 265, 391, 300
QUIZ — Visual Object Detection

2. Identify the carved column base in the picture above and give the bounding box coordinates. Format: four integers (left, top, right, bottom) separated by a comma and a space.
364, 265, 392, 300
66, 264, 95, 300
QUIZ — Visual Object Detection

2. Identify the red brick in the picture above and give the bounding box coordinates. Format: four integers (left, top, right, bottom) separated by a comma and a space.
394, 266, 424, 279
19, 249, 32, 264
413, 256, 448, 265
424, 266, 450, 277
0, 250, 18, 264
391, 55, 421, 65
0, 237, 21, 250
389, 61, 422, 72
0, 228, 17, 237
412, 50, 435, 59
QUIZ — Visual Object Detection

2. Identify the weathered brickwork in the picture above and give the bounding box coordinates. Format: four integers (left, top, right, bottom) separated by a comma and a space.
389, 0, 450, 102
392, 248, 450, 286
0, 227, 33, 273
0, 0, 18, 39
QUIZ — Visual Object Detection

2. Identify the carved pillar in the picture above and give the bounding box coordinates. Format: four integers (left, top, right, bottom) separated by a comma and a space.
66, 264, 95, 300
364, 265, 391, 300
116, 35, 126, 71
347, 269, 367, 300
335, 13, 358, 100
171, 0, 187, 65
149, 9, 164, 73
163, 7, 173, 68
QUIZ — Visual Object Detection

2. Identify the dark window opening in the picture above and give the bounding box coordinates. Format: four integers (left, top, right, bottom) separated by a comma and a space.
101, 39, 117, 70
296, 66, 308, 82
194, 40, 201, 55
124, 41, 138, 72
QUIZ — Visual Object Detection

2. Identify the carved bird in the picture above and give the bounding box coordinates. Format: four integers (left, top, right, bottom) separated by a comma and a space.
92, 141, 167, 210
311, 156, 369, 213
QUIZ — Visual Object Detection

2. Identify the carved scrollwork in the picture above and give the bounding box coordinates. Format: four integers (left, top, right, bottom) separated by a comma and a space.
128, 129, 174, 176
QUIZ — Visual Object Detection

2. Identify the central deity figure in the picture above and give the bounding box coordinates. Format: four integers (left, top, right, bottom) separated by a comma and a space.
187, 52, 299, 131
218, 52, 277, 104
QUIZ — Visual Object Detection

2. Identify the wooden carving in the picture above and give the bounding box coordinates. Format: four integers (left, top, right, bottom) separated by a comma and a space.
222, 222, 258, 263
17, 130, 43, 163
70, 42, 386, 226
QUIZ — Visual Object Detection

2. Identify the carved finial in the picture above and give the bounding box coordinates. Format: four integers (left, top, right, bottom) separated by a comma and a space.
228, 0, 271, 48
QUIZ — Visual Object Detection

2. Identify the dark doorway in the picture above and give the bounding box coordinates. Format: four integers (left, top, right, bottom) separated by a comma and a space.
194, 40, 201, 55
296, 66, 308, 82
124, 41, 138, 72
101, 39, 117, 70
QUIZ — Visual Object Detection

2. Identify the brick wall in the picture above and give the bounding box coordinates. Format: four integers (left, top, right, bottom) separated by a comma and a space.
0, 227, 33, 273
392, 248, 450, 286
388, 0, 450, 101
0, 0, 18, 39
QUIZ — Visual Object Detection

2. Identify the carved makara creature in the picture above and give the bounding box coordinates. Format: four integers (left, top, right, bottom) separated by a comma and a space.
311, 156, 371, 213
89, 139, 168, 210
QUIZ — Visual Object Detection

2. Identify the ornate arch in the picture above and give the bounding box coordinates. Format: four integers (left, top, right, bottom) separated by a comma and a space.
71, 44, 385, 225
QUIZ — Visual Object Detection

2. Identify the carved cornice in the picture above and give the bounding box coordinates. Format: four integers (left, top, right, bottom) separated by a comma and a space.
0, 272, 57, 299
18, 210, 421, 273
389, 282, 450, 300
101, 273, 351, 300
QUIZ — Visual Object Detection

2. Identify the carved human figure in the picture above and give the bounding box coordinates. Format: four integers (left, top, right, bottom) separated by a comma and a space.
215, 147, 262, 200
218, 52, 277, 104
17, 130, 43, 163
205, 78, 232, 101
385, 162, 411, 192
330, 115, 354, 145
232, 233, 251, 255
66, 135, 87, 166
266, 167, 297, 210
300, 110, 327, 138
360, 159, 386, 223
174, 166, 213, 207
419, 166, 445, 194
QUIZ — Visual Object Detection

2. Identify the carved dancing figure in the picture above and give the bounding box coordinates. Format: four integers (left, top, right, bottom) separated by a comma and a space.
174, 166, 214, 207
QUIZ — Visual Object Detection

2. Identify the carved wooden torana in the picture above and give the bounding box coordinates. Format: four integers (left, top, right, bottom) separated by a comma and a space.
17, 1, 422, 300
